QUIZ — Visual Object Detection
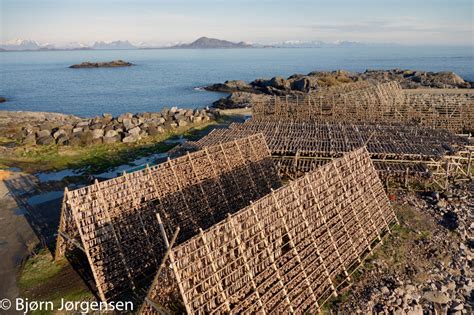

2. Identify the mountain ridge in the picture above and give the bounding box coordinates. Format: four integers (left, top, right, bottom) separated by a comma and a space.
0, 37, 392, 51
167, 37, 253, 49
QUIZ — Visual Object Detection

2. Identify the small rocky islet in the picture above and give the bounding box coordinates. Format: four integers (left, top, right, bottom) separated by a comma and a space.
69, 60, 133, 68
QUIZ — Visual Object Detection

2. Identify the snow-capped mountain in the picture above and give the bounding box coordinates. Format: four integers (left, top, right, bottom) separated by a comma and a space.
55, 42, 91, 50
0, 39, 139, 51
1, 39, 41, 50
91, 40, 137, 50
271, 40, 326, 48
270, 40, 369, 48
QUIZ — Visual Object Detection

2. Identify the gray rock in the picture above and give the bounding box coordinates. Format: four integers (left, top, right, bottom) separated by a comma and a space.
102, 113, 113, 123
56, 135, 69, 145
76, 120, 89, 127
291, 77, 312, 92
204, 80, 252, 93
161, 107, 170, 116
61, 124, 74, 131
170, 106, 178, 113
92, 129, 104, 139
122, 118, 134, 130
90, 123, 104, 130
117, 113, 132, 123
423, 291, 450, 304
128, 126, 141, 136
36, 130, 51, 138
53, 129, 67, 139
148, 126, 164, 136
122, 135, 139, 143
104, 130, 118, 138
72, 127, 83, 133
103, 135, 120, 144
450, 301, 464, 311
177, 120, 188, 127
156, 117, 166, 125
255, 76, 290, 90
37, 135, 55, 145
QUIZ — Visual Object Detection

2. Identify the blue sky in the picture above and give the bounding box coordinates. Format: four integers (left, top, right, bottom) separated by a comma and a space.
1, 0, 473, 45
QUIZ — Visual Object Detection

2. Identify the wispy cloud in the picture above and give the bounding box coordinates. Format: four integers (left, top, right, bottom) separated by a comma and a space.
310, 17, 471, 34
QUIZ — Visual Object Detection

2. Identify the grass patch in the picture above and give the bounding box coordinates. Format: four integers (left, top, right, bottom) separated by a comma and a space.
18, 250, 63, 291
0, 121, 217, 174
18, 249, 94, 314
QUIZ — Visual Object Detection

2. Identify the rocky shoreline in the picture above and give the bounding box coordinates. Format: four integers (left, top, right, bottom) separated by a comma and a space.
0, 108, 218, 146
206, 69, 473, 109
69, 60, 133, 68
335, 182, 473, 314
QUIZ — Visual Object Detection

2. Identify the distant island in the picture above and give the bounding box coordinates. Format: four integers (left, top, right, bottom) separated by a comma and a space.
69, 60, 133, 68
167, 37, 253, 49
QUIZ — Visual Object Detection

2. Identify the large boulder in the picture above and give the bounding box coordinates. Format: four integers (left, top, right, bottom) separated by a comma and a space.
156, 117, 166, 125
213, 92, 272, 109
76, 120, 89, 127
128, 126, 141, 136
177, 120, 188, 127
291, 77, 312, 92
204, 80, 253, 93
117, 113, 132, 123
148, 126, 164, 136
252, 76, 290, 91
91, 129, 104, 139
122, 135, 139, 143
433, 71, 469, 88
37, 135, 55, 145
423, 291, 450, 304
53, 129, 67, 139
122, 118, 134, 130
36, 130, 51, 138
90, 123, 104, 130
104, 130, 118, 138
102, 113, 113, 123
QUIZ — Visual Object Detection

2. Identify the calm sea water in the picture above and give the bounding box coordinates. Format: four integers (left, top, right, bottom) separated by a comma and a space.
1, 46, 473, 117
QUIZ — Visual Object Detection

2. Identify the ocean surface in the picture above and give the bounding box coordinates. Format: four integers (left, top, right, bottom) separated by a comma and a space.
1, 46, 473, 117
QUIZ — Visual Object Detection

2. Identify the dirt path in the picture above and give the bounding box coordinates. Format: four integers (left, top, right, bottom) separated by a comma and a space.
0, 173, 38, 301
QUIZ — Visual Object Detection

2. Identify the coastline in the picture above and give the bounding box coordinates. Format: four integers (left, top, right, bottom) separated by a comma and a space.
0, 107, 249, 307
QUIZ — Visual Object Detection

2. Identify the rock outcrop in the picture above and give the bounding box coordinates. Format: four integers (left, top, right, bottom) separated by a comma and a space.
0, 108, 218, 146
0, 96, 6, 103
205, 69, 472, 108
213, 92, 272, 109
69, 60, 133, 68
